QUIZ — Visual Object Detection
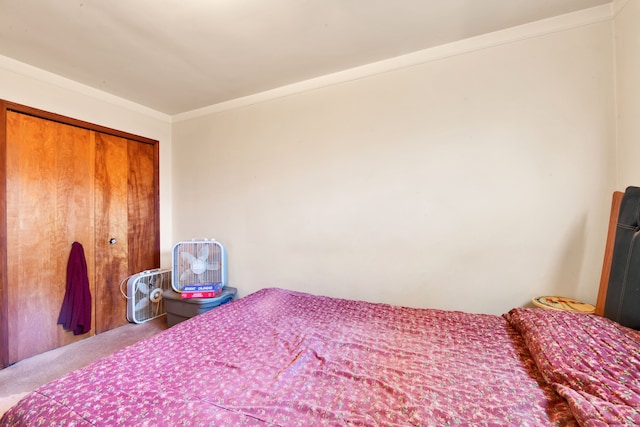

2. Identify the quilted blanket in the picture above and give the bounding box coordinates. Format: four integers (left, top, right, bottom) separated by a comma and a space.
4, 287, 630, 426
506, 308, 640, 426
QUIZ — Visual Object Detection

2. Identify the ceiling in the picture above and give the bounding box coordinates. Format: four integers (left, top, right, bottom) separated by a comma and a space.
0, 0, 611, 116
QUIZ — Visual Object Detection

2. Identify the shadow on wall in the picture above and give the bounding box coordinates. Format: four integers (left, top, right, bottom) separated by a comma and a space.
549, 214, 587, 299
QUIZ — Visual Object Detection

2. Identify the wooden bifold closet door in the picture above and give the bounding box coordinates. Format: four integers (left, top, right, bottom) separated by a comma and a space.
5, 112, 96, 364
94, 132, 158, 334
0, 103, 159, 367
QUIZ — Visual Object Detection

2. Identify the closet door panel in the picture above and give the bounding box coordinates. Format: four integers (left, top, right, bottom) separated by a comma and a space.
128, 140, 159, 272
6, 112, 95, 363
94, 133, 129, 333
1, 101, 160, 367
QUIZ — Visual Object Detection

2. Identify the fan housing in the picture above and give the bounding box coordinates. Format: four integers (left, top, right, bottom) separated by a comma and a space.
125, 268, 172, 324
172, 239, 227, 292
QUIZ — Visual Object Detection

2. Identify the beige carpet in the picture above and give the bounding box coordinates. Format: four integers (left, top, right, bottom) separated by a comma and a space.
0, 316, 167, 417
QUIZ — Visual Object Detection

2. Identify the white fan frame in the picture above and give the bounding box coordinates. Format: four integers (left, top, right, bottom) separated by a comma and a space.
171, 239, 227, 292
123, 268, 172, 324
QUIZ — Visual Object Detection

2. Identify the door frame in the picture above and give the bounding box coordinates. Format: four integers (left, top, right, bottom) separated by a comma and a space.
0, 100, 160, 368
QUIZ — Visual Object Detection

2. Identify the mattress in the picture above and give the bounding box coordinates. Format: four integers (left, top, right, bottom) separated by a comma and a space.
2, 287, 639, 426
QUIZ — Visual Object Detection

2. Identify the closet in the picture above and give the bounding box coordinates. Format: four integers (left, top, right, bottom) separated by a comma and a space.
0, 101, 160, 368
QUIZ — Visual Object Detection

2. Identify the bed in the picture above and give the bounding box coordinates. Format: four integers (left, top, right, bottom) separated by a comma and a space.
2, 286, 639, 426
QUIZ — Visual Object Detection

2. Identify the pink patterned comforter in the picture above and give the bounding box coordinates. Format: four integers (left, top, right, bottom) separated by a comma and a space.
1, 288, 635, 426
506, 308, 640, 426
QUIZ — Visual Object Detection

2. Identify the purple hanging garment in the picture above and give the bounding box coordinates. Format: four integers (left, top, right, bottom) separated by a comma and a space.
57, 242, 92, 335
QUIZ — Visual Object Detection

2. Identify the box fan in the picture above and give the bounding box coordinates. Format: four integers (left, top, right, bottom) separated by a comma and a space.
172, 239, 227, 292
122, 268, 172, 324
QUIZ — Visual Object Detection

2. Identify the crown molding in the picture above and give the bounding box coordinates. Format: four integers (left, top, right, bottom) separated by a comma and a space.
0, 2, 614, 125
612, 0, 632, 16
173, 3, 614, 123
0, 54, 171, 123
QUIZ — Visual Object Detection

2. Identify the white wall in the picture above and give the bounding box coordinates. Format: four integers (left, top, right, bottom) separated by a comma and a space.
172, 19, 617, 314
0, 57, 174, 267
615, 0, 640, 186
1, 8, 620, 315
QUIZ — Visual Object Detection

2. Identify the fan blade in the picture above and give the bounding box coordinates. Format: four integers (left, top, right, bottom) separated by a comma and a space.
180, 269, 192, 282
137, 282, 150, 295
207, 262, 220, 271
135, 296, 149, 312
198, 245, 209, 261
180, 252, 196, 264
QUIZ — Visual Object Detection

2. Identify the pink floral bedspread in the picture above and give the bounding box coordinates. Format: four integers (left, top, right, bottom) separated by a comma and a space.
5, 287, 624, 426
506, 308, 640, 426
